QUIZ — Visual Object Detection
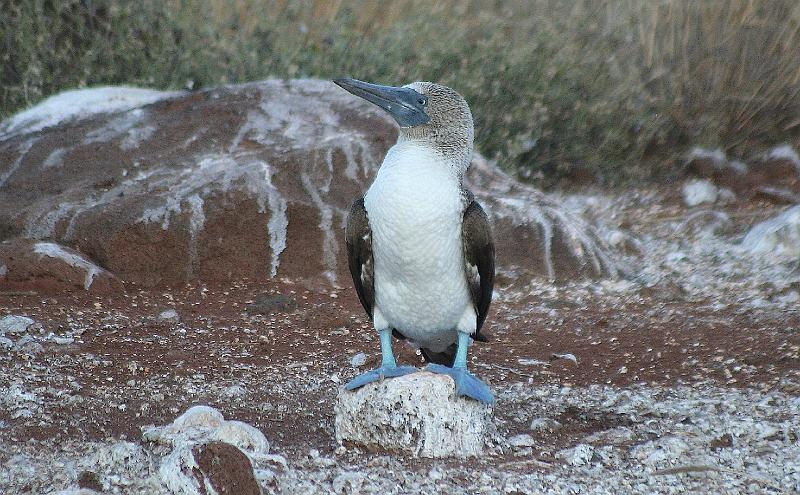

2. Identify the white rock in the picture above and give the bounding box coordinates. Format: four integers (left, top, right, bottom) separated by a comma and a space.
558, 443, 595, 466
335, 372, 492, 458
717, 187, 736, 204
145, 407, 265, 495
158, 309, 180, 322
682, 179, 719, 207
584, 426, 636, 444
210, 420, 269, 455
0, 315, 35, 335
350, 352, 367, 368
222, 385, 246, 398
742, 206, 800, 257
509, 434, 537, 448
159, 444, 205, 495
0, 336, 13, 349
631, 436, 690, 466
530, 417, 561, 431
172, 405, 225, 431
14, 335, 43, 354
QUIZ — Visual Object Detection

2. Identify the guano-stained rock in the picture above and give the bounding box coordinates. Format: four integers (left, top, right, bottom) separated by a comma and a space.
335, 372, 492, 458
0, 239, 122, 292
0, 80, 619, 287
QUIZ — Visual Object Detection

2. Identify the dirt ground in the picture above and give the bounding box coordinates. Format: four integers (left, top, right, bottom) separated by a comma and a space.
1, 187, 799, 494
1, 275, 797, 444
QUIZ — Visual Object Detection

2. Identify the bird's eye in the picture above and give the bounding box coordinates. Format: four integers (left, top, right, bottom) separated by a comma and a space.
418, 98, 427, 105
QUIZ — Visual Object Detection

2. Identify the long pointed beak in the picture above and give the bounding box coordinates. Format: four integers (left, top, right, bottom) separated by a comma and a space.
333, 77, 430, 128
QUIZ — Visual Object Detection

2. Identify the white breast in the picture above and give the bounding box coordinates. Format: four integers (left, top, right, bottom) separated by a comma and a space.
364, 142, 474, 352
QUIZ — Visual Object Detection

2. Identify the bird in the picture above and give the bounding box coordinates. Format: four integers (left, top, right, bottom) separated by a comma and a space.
333, 77, 496, 404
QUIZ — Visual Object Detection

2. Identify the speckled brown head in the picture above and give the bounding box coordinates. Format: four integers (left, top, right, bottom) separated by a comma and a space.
333, 78, 474, 167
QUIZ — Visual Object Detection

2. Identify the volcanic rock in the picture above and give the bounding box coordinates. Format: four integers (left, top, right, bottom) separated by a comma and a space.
0, 79, 618, 287
0, 239, 121, 292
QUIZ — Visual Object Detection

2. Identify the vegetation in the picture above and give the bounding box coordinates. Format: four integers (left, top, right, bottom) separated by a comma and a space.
3, 0, 800, 186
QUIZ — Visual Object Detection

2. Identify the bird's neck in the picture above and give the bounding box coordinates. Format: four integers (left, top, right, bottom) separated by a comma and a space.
396, 133, 472, 178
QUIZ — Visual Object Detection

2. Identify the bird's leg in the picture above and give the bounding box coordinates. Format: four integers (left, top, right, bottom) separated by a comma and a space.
344, 328, 417, 390
426, 331, 495, 405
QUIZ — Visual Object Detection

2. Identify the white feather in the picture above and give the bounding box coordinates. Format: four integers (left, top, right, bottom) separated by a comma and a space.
365, 141, 474, 352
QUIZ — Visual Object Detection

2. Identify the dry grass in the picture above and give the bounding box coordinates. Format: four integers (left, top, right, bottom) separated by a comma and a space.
2, 0, 799, 185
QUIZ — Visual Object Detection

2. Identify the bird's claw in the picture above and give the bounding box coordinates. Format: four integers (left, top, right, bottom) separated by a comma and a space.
425, 363, 495, 405
344, 364, 417, 390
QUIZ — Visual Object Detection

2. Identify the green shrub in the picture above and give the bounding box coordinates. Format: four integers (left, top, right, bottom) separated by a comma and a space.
2, 0, 799, 186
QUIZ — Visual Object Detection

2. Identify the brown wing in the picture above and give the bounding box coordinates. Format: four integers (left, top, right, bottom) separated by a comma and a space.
346, 197, 374, 318
461, 197, 495, 338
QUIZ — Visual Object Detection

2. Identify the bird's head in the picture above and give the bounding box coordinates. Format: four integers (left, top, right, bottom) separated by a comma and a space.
333, 78, 474, 166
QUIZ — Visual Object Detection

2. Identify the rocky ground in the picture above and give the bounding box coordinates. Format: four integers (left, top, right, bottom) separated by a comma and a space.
1, 182, 798, 494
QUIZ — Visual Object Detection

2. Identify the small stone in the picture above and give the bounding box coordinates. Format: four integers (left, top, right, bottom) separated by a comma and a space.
222, 385, 246, 398
530, 417, 561, 431
429, 466, 445, 481
631, 436, 690, 466
682, 179, 720, 207
172, 405, 225, 430
550, 353, 578, 365
335, 372, 492, 458
508, 434, 537, 448
350, 352, 368, 368
584, 426, 636, 444
0, 315, 35, 335
0, 336, 13, 349
211, 420, 269, 455
157, 309, 180, 322
558, 443, 595, 466
14, 335, 43, 354
53, 336, 75, 345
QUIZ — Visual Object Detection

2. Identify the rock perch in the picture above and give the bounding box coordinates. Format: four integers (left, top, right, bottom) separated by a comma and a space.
335, 372, 492, 458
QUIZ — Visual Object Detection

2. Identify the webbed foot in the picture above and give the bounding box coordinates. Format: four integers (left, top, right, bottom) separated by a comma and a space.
425, 364, 495, 405
344, 365, 417, 390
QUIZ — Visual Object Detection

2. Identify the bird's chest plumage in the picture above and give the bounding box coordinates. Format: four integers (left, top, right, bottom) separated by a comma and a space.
364, 143, 471, 348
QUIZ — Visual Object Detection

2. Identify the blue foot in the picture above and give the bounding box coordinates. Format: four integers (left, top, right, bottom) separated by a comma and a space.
344, 365, 417, 390
425, 364, 495, 405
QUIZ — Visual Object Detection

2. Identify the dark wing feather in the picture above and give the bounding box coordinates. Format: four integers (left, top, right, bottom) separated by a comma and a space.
346, 197, 374, 318
461, 196, 495, 339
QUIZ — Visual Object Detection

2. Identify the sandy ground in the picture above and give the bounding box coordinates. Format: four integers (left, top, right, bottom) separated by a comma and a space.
1, 187, 798, 494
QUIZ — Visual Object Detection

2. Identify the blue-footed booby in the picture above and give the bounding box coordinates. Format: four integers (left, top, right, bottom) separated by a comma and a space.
333, 77, 496, 404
